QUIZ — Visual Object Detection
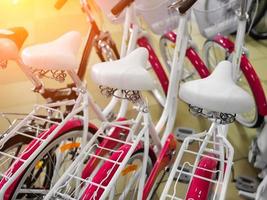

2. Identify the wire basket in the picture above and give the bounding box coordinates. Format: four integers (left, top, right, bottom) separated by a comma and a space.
193, 0, 251, 38
135, 0, 180, 35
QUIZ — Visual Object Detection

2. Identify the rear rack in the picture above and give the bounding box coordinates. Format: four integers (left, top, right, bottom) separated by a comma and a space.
161, 130, 234, 200
45, 114, 146, 200
0, 100, 79, 192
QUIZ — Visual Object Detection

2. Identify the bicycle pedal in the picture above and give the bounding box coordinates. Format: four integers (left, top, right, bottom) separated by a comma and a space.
175, 127, 195, 143
236, 176, 259, 193
173, 165, 191, 184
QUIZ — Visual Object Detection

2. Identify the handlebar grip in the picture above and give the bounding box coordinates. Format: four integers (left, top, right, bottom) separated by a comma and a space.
111, 0, 134, 16
54, 0, 68, 10
178, 0, 197, 14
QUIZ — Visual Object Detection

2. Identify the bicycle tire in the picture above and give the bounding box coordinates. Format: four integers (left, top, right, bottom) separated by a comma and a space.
248, 0, 267, 30
5, 126, 97, 199
250, 10, 267, 40
203, 39, 264, 128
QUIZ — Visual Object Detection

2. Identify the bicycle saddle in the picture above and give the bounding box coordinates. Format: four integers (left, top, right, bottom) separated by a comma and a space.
179, 61, 254, 114
0, 27, 28, 61
22, 31, 81, 70
91, 47, 156, 91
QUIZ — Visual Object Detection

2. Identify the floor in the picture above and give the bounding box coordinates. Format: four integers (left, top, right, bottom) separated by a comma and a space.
0, 1, 267, 199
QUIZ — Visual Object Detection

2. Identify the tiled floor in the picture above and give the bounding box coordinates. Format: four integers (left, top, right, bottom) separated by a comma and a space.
0, 1, 267, 199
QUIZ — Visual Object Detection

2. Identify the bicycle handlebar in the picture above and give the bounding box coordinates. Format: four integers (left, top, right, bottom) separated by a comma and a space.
54, 0, 68, 10
111, 0, 134, 16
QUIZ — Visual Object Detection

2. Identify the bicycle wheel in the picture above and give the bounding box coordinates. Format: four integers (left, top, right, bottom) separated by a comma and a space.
203, 40, 263, 128
10, 127, 97, 199
0, 134, 32, 175
159, 36, 200, 82
250, 10, 267, 40
248, 0, 267, 31
109, 149, 155, 199
81, 148, 155, 200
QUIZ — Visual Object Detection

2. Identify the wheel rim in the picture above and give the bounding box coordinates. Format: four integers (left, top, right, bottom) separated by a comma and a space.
110, 152, 153, 200
12, 130, 89, 199
160, 37, 200, 82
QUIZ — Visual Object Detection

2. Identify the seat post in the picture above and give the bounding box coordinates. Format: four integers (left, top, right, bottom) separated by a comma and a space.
68, 70, 86, 92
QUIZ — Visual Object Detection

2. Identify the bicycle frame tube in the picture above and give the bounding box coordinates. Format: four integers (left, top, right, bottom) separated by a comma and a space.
163, 31, 210, 78
161, 12, 189, 145
232, 18, 247, 81
0, 70, 111, 198
137, 37, 169, 94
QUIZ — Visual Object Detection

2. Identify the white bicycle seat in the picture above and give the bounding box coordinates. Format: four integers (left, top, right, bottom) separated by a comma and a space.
91, 47, 156, 91
22, 31, 81, 70
179, 61, 254, 114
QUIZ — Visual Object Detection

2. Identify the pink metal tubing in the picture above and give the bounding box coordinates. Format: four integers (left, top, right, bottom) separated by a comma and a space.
212, 34, 235, 53
137, 36, 169, 95
81, 142, 157, 200
1, 119, 98, 200
81, 144, 132, 200
143, 133, 177, 200
240, 55, 267, 116
212, 35, 267, 116
186, 154, 218, 200
163, 32, 210, 78
81, 118, 129, 179
186, 48, 210, 78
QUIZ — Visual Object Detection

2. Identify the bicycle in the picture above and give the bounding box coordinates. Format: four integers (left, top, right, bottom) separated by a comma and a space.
0, 1, 134, 195
0, 26, 146, 199
160, 60, 254, 200
44, 0, 205, 199
0, 0, 122, 162
188, 0, 267, 198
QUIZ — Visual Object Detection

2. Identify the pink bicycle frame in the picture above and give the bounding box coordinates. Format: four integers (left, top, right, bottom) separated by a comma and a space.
137, 37, 169, 95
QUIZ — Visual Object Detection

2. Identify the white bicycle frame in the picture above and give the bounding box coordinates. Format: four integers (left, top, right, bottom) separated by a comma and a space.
0, 68, 112, 196
44, 2, 196, 199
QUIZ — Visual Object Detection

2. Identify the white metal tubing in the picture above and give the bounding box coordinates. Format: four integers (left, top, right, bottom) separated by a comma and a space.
137, 115, 150, 200
44, 126, 107, 199
100, 126, 147, 199
16, 58, 43, 90
218, 136, 234, 200
161, 13, 189, 145
102, 95, 119, 117
126, 23, 139, 55
46, 115, 142, 199
160, 138, 191, 200
0, 109, 36, 148
155, 14, 190, 134
0, 101, 86, 195
120, 6, 132, 57
232, 19, 246, 81
147, 113, 162, 152
87, 91, 107, 122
